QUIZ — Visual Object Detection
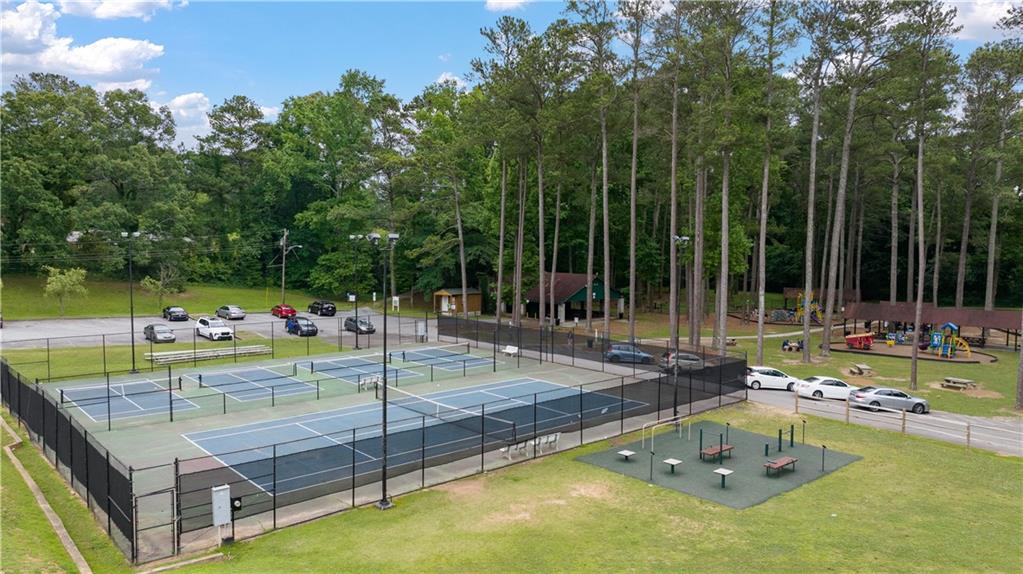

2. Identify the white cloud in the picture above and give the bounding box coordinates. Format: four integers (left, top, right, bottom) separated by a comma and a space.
438, 52, 451, 62
485, 0, 530, 12
1, 1, 164, 87
96, 78, 152, 92
58, 0, 176, 21
1, 0, 60, 53
951, 0, 1013, 40
436, 71, 466, 89
161, 91, 211, 147
259, 105, 280, 120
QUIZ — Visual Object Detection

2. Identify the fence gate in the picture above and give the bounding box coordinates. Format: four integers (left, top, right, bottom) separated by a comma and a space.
133, 488, 177, 564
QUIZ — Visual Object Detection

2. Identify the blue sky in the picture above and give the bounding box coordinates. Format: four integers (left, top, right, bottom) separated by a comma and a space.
1, 1, 1014, 145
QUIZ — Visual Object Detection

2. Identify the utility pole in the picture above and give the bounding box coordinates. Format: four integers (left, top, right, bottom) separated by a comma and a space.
280, 229, 289, 305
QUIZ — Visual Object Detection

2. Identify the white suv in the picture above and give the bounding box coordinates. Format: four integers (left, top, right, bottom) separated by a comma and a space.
196, 316, 233, 341
745, 366, 801, 391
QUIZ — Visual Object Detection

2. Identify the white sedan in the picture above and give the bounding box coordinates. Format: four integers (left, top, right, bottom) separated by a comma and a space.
796, 376, 858, 400
745, 366, 802, 391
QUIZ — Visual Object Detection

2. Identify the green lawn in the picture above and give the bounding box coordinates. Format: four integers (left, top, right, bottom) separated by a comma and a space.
1, 422, 79, 573
730, 330, 1022, 418
177, 403, 1022, 573
1, 412, 132, 573
0, 274, 323, 320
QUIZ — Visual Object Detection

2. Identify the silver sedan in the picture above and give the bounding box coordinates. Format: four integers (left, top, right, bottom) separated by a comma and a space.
216, 305, 246, 320
849, 386, 930, 414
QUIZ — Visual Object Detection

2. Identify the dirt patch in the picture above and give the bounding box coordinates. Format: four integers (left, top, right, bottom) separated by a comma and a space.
434, 477, 486, 499
569, 482, 613, 500
925, 381, 1003, 399
845, 376, 876, 387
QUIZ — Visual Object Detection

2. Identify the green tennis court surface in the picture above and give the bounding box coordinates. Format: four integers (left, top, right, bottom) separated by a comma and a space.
577, 421, 860, 508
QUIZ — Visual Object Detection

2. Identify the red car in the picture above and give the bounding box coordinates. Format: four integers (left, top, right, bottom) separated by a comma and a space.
271, 304, 297, 318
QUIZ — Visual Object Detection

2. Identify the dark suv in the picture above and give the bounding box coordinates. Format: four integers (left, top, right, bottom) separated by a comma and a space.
308, 300, 336, 316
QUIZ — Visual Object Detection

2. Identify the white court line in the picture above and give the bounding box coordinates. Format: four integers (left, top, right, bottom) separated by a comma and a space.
295, 423, 378, 461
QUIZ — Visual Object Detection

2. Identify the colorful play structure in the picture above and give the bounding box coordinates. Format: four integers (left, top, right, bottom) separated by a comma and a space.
794, 290, 823, 324
925, 322, 972, 359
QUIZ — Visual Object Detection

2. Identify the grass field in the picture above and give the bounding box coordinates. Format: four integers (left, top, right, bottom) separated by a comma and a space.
166, 403, 1020, 573
1, 412, 132, 573
0, 274, 323, 320
1, 421, 78, 573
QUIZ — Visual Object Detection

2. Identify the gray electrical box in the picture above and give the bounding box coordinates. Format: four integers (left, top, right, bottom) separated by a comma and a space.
212, 484, 232, 527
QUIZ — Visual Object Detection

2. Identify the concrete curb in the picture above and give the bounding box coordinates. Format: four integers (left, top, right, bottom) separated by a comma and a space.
1, 417, 93, 574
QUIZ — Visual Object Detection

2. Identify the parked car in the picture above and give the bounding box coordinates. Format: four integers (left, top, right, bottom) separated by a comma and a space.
271, 304, 297, 318
795, 376, 858, 400
307, 300, 337, 316
143, 323, 176, 343
162, 306, 189, 321
745, 366, 801, 391
660, 351, 704, 374
216, 305, 246, 320
286, 316, 319, 337
195, 316, 233, 341
604, 343, 654, 364
344, 316, 376, 334
849, 386, 930, 414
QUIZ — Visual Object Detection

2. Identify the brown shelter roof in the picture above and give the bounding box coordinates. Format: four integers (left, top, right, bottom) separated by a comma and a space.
844, 302, 1021, 331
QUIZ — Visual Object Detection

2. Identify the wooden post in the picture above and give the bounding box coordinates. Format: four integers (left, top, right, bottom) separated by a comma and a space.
900, 409, 906, 433
844, 399, 850, 424
966, 423, 971, 450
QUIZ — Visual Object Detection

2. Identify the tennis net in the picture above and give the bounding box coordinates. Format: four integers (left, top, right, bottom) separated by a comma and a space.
196, 362, 297, 388
390, 343, 472, 365
379, 384, 518, 444
59, 377, 182, 405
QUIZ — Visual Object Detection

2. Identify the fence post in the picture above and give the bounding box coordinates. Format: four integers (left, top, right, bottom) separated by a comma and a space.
105, 451, 112, 534
271, 322, 275, 359
717, 360, 722, 408
966, 423, 971, 450
46, 338, 51, 381
421, 416, 426, 488
174, 457, 181, 554
337, 316, 342, 351
106, 372, 112, 432
83, 429, 90, 509
102, 335, 108, 375
233, 326, 238, 363
532, 393, 538, 458
845, 399, 850, 424
222, 392, 226, 414
900, 409, 906, 434
351, 428, 357, 509
129, 466, 136, 563
578, 385, 584, 444
620, 377, 625, 435
192, 328, 198, 368
272, 445, 277, 529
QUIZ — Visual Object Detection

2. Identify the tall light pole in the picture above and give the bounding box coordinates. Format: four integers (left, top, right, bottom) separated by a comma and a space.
671, 235, 690, 417
118, 231, 143, 373
351, 231, 399, 510
278, 229, 302, 305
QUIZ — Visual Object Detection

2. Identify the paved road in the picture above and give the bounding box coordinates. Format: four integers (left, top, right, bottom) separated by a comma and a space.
747, 388, 1023, 457
0, 308, 426, 349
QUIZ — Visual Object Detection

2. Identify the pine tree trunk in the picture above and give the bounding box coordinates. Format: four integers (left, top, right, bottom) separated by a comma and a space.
985, 122, 1006, 314
821, 87, 859, 356
910, 131, 927, 390
601, 108, 612, 340
819, 158, 835, 297
549, 182, 562, 326
513, 161, 526, 325
717, 150, 731, 354
756, 120, 771, 365
955, 158, 975, 308
628, 69, 640, 344
586, 162, 597, 332
537, 141, 546, 328
801, 78, 822, 364
496, 159, 507, 324
907, 182, 917, 304
855, 191, 864, 302
692, 160, 705, 346
931, 185, 942, 304
889, 154, 901, 303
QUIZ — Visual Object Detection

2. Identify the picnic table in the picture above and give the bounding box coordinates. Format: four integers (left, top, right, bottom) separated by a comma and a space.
617, 449, 636, 461
700, 444, 734, 462
850, 363, 873, 376
663, 458, 683, 474
941, 377, 977, 390
764, 456, 799, 476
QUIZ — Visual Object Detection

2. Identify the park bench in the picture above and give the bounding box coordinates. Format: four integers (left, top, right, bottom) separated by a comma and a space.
500, 441, 529, 460
502, 345, 520, 357
764, 455, 799, 476
359, 375, 382, 392
145, 345, 271, 365
941, 377, 977, 390
850, 363, 873, 376
700, 444, 734, 461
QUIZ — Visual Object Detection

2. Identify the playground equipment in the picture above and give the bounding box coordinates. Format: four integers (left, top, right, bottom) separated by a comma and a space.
928, 322, 972, 359
845, 332, 874, 350
794, 290, 823, 324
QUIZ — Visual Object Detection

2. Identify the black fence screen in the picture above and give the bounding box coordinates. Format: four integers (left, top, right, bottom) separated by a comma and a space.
0, 359, 136, 560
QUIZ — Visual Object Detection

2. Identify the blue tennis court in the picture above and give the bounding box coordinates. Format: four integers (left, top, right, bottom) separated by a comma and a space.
186, 366, 317, 402
183, 378, 647, 495
400, 345, 494, 371
61, 380, 198, 422
307, 354, 422, 384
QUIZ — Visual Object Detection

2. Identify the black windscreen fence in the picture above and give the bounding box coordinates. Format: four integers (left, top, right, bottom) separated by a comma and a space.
0, 359, 135, 561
